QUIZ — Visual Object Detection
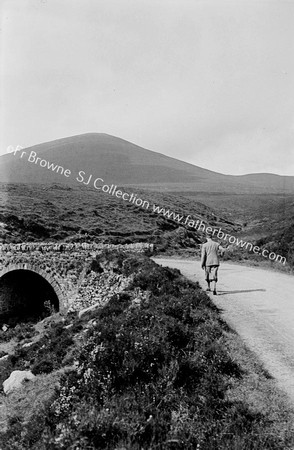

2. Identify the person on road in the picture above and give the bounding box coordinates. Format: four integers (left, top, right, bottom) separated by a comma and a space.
201, 229, 225, 295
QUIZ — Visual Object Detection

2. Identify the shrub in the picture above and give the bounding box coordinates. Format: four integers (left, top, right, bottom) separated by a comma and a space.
0, 253, 287, 449
31, 359, 54, 375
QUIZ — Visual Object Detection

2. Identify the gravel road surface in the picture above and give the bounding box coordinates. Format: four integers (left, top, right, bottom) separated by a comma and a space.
153, 258, 294, 403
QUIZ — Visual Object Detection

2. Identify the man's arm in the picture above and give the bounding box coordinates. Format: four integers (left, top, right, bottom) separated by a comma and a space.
218, 244, 225, 256
201, 244, 206, 269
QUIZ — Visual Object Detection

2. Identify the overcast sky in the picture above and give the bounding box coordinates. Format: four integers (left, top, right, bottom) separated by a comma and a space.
1, 0, 294, 175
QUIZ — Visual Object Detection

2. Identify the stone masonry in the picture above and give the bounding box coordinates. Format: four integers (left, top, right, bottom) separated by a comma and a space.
0, 242, 153, 316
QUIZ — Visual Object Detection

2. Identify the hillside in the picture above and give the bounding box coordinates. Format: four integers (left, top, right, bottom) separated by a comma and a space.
0, 182, 240, 253
1, 251, 294, 449
0, 133, 293, 268
1, 134, 294, 193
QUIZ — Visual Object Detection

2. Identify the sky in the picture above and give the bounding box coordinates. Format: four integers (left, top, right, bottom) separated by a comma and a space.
1, 0, 294, 175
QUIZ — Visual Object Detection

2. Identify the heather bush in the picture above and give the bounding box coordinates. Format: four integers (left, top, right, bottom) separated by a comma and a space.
2, 322, 74, 380
0, 321, 36, 342
31, 256, 283, 449
0, 253, 287, 449
31, 358, 54, 375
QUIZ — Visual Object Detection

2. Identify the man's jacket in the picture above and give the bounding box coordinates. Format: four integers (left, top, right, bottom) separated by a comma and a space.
201, 239, 224, 267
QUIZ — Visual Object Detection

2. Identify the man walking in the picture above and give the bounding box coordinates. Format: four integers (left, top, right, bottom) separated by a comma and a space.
201, 229, 225, 295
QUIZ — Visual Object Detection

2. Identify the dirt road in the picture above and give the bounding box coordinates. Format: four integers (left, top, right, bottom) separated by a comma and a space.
153, 258, 294, 403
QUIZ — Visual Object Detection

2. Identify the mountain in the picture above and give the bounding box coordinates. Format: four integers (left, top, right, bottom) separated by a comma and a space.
0, 133, 293, 193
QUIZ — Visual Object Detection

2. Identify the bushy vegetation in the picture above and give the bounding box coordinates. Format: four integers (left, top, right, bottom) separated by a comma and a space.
0, 183, 236, 251
255, 224, 294, 267
0, 320, 75, 387
1, 183, 293, 268
0, 320, 36, 343
0, 252, 289, 449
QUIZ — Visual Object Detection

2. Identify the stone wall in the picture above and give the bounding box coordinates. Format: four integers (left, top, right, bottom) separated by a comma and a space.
0, 242, 154, 253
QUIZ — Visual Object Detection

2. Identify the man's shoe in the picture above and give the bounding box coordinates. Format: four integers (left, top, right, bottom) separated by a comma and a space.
206, 288, 211, 292
213, 290, 217, 295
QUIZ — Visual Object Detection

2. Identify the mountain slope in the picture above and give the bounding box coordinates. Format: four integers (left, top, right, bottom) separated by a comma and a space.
0, 182, 240, 245
1, 133, 293, 193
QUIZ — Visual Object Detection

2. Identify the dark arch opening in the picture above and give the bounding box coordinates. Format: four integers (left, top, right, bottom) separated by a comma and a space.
0, 269, 59, 326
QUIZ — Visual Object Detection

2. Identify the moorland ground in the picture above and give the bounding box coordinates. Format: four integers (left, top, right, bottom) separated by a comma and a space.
1, 133, 293, 268
0, 182, 293, 271
1, 251, 294, 449
0, 134, 293, 447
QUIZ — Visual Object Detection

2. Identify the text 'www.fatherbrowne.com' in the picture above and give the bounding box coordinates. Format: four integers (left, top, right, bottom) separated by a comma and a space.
151, 205, 286, 264
8, 147, 286, 265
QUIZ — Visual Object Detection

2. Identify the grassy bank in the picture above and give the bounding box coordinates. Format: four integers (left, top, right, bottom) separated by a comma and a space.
1, 251, 294, 449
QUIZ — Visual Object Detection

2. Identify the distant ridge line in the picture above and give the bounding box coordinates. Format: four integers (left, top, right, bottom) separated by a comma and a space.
0, 133, 293, 193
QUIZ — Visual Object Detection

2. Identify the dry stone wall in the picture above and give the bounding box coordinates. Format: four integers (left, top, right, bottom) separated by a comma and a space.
0, 242, 153, 253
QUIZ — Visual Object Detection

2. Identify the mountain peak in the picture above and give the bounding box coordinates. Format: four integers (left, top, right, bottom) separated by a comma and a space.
0, 134, 293, 193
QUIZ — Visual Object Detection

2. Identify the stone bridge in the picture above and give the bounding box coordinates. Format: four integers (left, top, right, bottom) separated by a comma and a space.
0, 242, 153, 319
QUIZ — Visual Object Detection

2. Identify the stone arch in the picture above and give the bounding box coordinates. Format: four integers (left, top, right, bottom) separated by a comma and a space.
0, 263, 67, 315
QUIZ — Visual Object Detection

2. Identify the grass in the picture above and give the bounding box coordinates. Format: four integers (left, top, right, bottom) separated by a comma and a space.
1, 251, 294, 449
224, 332, 294, 446
0, 182, 238, 247
0, 182, 293, 270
